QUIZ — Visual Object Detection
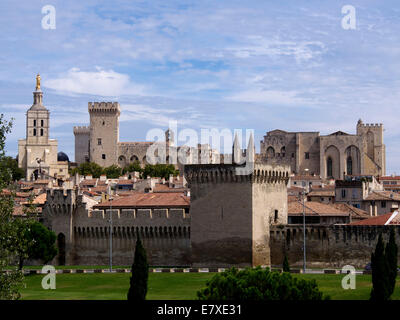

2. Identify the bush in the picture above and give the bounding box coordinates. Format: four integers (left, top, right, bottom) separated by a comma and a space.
197, 267, 328, 300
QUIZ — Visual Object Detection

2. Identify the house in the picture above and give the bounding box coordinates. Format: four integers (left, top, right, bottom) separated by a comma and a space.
363, 191, 400, 216
379, 175, 400, 193
307, 185, 335, 204
349, 211, 400, 226
288, 201, 350, 225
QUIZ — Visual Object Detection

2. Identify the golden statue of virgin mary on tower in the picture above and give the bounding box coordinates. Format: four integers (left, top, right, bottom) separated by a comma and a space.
35, 74, 41, 91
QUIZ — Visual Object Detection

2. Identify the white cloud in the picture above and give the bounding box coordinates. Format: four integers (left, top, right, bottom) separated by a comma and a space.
227, 89, 307, 105
44, 67, 147, 96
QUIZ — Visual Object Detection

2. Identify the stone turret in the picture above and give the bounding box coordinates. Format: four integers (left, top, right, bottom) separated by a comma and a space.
184, 135, 289, 267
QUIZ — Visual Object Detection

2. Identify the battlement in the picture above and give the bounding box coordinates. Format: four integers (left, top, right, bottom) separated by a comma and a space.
184, 163, 289, 184
357, 119, 383, 129
360, 123, 383, 128
73, 126, 90, 134
88, 102, 120, 114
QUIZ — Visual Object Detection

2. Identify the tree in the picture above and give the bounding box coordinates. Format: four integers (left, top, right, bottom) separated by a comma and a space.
142, 164, 178, 179
127, 236, 149, 300
123, 161, 142, 175
283, 254, 290, 273
370, 233, 390, 300
17, 221, 58, 270
0, 157, 24, 181
103, 165, 122, 179
385, 228, 398, 297
70, 162, 104, 178
0, 115, 25, 299
197, 267, 328, 300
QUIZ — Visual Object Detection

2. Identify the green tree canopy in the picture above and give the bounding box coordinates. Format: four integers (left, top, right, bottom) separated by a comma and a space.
142, 164, 179, 179
0, 157, 24, 182
127, 236, 149, 301
103, 164, 122, 179
370, 233, 391, 300
197, 267, 328, 300
385, 228, 398, 297
122, 161, 142, 175
70, 162, 104, 178
0, 114, 25, 299
283, 254, 291, 273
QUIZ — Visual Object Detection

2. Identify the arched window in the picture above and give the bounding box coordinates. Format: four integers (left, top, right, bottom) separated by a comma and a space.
266, 147, 275, 158
327, 157, 333, 178
347, 156, 353, 175
280, 147, 286, 157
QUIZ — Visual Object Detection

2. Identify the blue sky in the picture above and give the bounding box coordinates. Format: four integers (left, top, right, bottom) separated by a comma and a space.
1, 0, 400, 173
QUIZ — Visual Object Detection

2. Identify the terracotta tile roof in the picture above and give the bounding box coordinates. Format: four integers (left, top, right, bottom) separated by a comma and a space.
364, 191, 400, 201
307, 189, 335, 197
116, 179, 134, 185
288, 195, 301, 202
32, 193, 46, 205
89, 186, 108, 193
93, 192, 190, 209
350, 211, 400, 225
288, 201, 349, 217
291, 175, 322, 181
380, 176, 400, 180
331, 203, 369, 220
80, 179, 98, 186
13, 206, 24, 216
33, 180, 51, 184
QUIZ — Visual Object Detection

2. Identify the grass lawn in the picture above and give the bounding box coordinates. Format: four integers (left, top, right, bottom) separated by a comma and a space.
19, 272, 400, 300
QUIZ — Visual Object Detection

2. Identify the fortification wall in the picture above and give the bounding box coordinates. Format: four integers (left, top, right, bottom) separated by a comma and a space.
270, 224, 400, 269
73, 202, 190, 266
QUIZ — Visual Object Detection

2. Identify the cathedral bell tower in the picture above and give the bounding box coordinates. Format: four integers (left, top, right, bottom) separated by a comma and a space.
26, 74, 50, 145
18, 74, 59, 181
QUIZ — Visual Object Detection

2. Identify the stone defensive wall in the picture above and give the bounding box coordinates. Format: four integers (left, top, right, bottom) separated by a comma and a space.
270, 224, 400, 269
74, 203, 191, 266
44, 189, 191, 266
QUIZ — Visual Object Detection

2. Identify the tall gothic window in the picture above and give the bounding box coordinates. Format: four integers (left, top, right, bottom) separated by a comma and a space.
347, 156, 353, 175
266, 147, 275, 158
327, 157, 333, 177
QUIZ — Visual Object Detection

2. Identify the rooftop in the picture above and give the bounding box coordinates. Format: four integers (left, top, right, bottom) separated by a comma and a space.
288, 201, 349, 217
93, 192, 190, 209
350, 211, 400, 226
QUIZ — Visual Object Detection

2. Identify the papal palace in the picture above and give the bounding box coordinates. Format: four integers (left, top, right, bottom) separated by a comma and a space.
14, 75, 400, 269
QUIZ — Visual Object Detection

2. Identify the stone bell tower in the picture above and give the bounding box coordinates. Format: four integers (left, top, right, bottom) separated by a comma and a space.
18, 75, 58, 180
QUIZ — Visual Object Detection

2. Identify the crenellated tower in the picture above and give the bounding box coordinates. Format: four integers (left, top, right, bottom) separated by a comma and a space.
356, 119, 385, 176
88, 102, 120, 167
184, 134, 289, 267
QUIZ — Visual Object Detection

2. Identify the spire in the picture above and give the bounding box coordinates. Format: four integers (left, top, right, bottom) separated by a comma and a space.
246, 132, 255, 164
232, 132, 242, 164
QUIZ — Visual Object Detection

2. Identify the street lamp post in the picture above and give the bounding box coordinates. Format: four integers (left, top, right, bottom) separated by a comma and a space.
303, 168, 309, 274
302, 189, 306, 274
108, 185, 113, 273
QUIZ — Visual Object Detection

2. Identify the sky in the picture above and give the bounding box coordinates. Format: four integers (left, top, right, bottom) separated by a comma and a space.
0, 0, 399, 174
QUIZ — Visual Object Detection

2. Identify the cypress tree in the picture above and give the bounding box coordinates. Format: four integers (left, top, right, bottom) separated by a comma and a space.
370, 233, 390, 300
283, 254, 290, 273
127, 236, 149, 300
385, 227, 398, 297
